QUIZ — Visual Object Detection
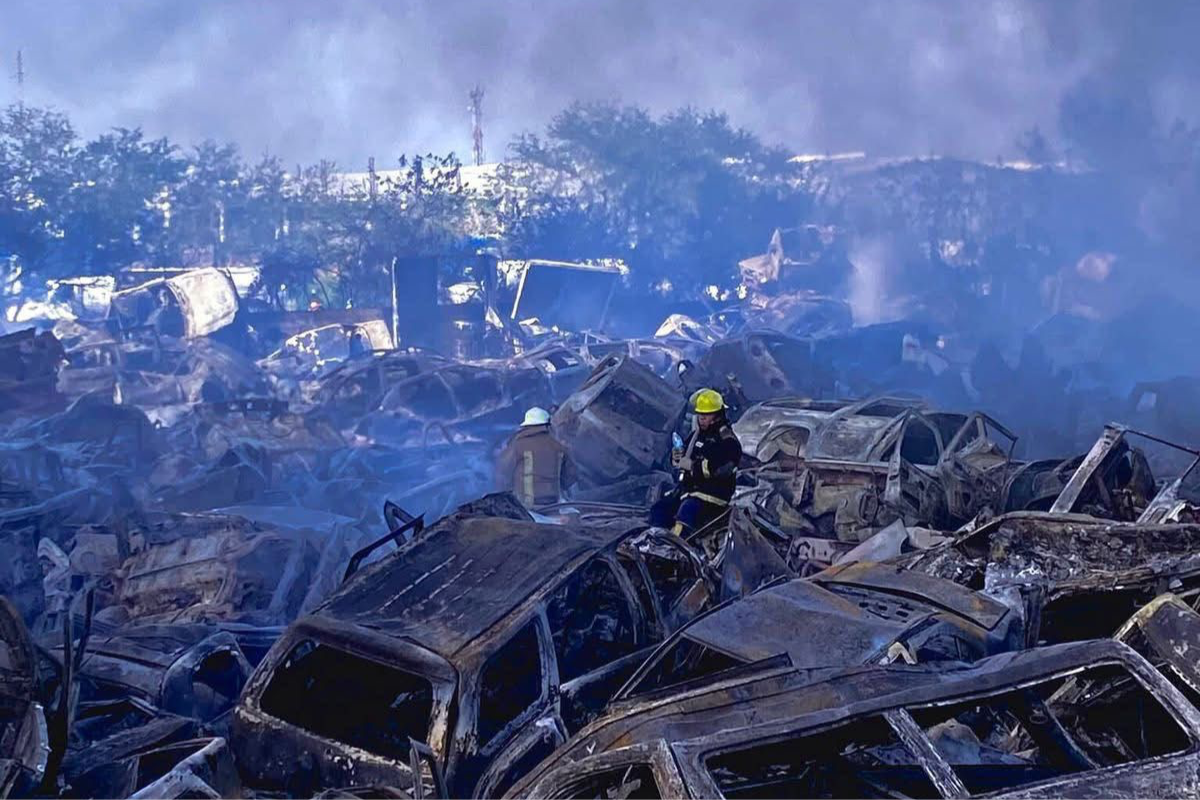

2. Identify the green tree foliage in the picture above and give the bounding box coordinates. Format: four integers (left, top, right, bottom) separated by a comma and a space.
2, 99, 811, 309
59, 128, 183, 275
256, 153, 468, 310
494, 102, 812, 298
0, 102, 468, 309
0, 104, 77, 281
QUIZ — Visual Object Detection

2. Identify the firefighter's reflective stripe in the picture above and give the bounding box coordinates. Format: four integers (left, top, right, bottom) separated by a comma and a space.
701, 459, 712, 478
683, 491, 729, 507
522, 450, 536, 507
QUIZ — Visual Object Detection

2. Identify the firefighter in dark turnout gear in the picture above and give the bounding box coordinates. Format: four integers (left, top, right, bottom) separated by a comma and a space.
651, 389, 742, 535
496, 407, 577, 508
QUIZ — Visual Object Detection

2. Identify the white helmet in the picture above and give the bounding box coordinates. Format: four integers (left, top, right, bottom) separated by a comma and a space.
521, 407, 551, 427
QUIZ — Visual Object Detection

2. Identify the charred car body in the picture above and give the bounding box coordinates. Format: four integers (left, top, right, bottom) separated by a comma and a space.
734, 397, 1018, 555
511, 640, 1200, 799
232, 507, 715, 798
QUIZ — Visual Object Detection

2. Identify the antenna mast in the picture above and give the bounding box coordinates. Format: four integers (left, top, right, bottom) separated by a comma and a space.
469, 85, 485, 167
14, 50, 25, 105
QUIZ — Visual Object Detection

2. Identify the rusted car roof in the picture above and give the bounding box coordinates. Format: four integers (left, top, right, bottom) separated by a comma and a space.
316, 516, 634, 659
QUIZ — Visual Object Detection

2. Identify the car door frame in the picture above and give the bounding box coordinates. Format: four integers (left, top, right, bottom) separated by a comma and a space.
453, 612, 563, 798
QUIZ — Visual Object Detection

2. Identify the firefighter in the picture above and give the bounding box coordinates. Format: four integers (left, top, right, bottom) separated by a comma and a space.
651, 388, 743, 535
495, 407, 577, 508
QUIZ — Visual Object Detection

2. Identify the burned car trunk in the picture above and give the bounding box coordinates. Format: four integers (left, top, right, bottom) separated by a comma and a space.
233, 509, 713, 799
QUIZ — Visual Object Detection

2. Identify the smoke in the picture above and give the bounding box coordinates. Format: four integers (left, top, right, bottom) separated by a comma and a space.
846, 237, 905, 326
1, 1, 1197, 167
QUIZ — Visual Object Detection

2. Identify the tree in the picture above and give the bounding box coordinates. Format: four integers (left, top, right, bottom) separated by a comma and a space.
494, 102, 812, 299
55, 128, 183, 275
332, 153, 469, 310
256, 159, 342, 309
166, 140, 244, 266
0, 103, 78, 283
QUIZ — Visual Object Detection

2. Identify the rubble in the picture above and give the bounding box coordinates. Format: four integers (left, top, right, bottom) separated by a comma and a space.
0, 598, 50, 798
0, 328, 66, 422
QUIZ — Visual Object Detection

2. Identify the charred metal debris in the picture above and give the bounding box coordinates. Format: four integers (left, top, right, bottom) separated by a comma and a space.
1, 253, 1200, 800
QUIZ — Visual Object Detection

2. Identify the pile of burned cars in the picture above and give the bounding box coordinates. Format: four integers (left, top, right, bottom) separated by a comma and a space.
7, 260, 1200, 800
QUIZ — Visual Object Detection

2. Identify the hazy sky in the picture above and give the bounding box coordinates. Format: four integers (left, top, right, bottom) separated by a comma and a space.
2, 0, 1196, 167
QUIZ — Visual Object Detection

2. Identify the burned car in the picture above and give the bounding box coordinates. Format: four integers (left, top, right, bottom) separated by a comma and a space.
510, 640, 1200, 799
551, 354, 685, 505
310, 349, 451, 423
1113, 593, 1200, 710
58, 334, 264, 416
1039, 424, 1159, 520
109, 511, 320, 626
108, 268, 239, 340
368, 362, 551, 442
896, 511, 1200, 646
232, 510, 714, 798
581, 335, 710, 384
261, 320, 394, 376
735, 397, 1019, 546
53, 624, 255, 731
612, 562, 1021, 707
685, 330, 835, 408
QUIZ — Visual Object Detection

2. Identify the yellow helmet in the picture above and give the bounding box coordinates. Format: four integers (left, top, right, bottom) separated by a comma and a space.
692, 388, 725, 414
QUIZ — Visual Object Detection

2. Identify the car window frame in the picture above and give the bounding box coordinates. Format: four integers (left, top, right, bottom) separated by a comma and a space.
473, 614, 557, 759
678, 656, 1200, 800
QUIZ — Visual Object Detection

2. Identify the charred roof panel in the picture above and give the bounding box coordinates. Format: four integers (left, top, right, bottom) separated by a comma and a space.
679, 580, 902, 667
316, 516, 626, 658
